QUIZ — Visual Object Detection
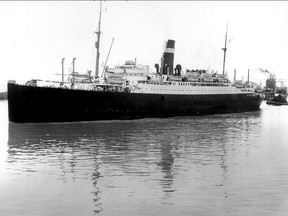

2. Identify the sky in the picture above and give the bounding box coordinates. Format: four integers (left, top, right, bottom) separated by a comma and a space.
1, 1, 288, 87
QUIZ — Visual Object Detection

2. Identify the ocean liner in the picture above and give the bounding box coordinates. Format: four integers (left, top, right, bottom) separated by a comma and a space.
7, 4, 263, 123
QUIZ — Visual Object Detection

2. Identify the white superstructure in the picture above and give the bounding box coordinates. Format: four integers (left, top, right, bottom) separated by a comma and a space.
130, 80, 255, 95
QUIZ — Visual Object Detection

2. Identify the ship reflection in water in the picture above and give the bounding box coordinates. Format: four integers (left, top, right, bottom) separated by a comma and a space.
2, 104, 288, 215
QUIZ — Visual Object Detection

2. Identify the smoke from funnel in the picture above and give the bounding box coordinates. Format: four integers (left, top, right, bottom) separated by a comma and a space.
257, 68, 270, 75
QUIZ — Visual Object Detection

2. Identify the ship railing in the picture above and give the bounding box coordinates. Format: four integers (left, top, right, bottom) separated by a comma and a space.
140, 80, 173, 85
142, 80, 231, 87
21, 78, 130, 93
90, 83, 129, 93
240, 88, 255, 92
24, 79, 69, 88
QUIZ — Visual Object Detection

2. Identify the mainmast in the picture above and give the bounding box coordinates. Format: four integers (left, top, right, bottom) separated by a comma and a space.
95, 0, 103, 78
222, 23, 228, 75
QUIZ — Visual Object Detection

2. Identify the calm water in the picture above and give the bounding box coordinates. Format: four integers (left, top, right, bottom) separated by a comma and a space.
1, 100, 288, 216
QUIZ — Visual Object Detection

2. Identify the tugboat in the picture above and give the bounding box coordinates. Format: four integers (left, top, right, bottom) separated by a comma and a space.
266, 94, 288, 106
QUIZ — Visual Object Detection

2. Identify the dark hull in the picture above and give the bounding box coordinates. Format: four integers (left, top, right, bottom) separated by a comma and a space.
266, 100, 288, 106
8, 83, 263, 123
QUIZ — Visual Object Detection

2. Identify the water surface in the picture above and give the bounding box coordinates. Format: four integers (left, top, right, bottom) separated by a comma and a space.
1, 101, 288, 215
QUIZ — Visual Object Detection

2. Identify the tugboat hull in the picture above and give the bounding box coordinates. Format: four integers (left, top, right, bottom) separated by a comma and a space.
266, 100, 288, 106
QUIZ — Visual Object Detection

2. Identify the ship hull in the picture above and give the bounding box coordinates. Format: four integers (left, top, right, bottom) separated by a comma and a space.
8, 83, 263, 123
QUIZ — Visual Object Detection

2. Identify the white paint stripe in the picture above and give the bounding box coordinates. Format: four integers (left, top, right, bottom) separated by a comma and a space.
165, 48, 175, 53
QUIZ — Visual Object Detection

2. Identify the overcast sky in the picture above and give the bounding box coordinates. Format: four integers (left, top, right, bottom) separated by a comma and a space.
1, 1, 288, 86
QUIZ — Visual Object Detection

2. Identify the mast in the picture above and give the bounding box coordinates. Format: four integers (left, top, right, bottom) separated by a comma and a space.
72, 57, 76, 89
95, 0, 103, 78
222, 23, 228, 75
61, 58, 65, 85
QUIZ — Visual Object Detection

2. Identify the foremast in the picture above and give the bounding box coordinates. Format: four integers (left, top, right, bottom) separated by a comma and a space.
222, 23, 228, 75
95, 0, 103, 78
